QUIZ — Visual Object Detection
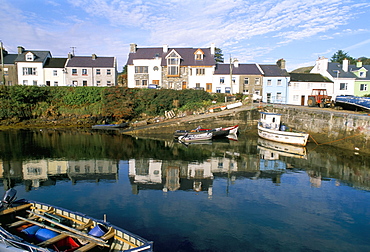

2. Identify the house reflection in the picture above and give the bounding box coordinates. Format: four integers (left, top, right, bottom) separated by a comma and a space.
0, 159, 118, 190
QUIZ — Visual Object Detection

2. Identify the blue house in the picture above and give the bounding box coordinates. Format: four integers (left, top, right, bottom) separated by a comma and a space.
259, 59, 290, 104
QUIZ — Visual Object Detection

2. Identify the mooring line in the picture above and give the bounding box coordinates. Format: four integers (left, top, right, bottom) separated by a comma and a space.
310, 132, 363, 146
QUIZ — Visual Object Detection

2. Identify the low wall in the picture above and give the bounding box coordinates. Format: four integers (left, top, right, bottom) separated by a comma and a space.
265, 105, 370, 153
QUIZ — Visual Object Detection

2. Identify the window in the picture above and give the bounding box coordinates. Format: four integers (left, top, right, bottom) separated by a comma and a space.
255, 78, 260, 85
107, 81, 112, 86
26, 53, 34, 61
220, 77, 224, 84
135, 66, 148, 73
359, 72, 365, 77
276, 92, 282, 101
293, 83, 299, 89
340, 83, 348, 90
96, 69, 101, 75
244, 78, 249, 85
360, 84, 368, 91
97, 81, 101, 86
167, 52, 180, 76
277, 79, 282, 86
22, 67, 37, 75
225, 87, 231, 94
293, 95, 299, 101
196, 54, 202, 60
53, 81, 58, 86
142, 80, 148, 86
82, 69, 87, 75
196, 68, 205, 75
23, 80, 28, 85
196, 83, 201, 89
33, 80, 37, 86
72, 69, 77, 75
4, 68, 8, 75
107, 69, 111, 75
153, 66, 159, 71
216, 87, 221, 93
135, 80, 140, 86
72, 81, 78, 86
267, 79, 272, 86
53, 70, 57, 76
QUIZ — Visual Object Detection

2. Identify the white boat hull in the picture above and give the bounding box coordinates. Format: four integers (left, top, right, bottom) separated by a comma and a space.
178, 133, 213, 143
257, 124, 309, 146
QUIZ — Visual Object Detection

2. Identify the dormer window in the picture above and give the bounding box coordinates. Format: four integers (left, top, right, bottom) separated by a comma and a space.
166, 50, 181, 76
194, 49, 204, 61
25, 52, 34, 61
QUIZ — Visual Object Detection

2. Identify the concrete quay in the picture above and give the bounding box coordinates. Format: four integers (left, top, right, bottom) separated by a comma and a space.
121, 103, 370, 154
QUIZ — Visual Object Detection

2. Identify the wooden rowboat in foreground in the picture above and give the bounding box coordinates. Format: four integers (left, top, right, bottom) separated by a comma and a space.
0, 189, 153, 252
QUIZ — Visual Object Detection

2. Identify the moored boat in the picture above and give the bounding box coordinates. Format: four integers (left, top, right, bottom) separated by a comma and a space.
257, 112, 309, 146
0, 189, 153, 252
92, 123, 127, 130
178, 132, 213, 143
174, 125, 238, 139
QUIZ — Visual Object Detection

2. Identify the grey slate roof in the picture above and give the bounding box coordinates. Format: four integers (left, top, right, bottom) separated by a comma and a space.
327, 62, 356, 79
14, 50, 51, 62
214, 63, 262, 75
44, 58, 67, 68
1, 54, 18, 64
127, 47, 216, 66
289, 73, 333, 83
66, 56, 115, 68
259, 64, 289, 77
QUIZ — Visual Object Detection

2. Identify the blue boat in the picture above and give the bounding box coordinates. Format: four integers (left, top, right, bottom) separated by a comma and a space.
0, 189, 153, 252
335, 95, 370, 111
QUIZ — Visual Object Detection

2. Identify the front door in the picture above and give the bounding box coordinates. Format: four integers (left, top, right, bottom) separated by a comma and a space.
182, 82, 187, 90
206, 83, 212, 93
301, 95, 305, 106
267, 93, 271, 103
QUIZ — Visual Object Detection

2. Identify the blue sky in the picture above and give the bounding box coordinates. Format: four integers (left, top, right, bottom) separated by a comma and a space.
1, 0, 370, 72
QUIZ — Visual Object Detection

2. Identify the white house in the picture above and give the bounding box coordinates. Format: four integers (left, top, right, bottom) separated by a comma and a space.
43, 58, 68, 86
65, 53, 117, 87
288, 73, 334, 105
127, 43, 216, 91
15, 46, 51, 86
310, 57, 356, 99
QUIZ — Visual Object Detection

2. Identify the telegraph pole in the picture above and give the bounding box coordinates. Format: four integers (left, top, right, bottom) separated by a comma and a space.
0, 41, 5, 85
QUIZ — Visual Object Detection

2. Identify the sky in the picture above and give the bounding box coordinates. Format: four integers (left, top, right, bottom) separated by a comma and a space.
1, 0, 370, 72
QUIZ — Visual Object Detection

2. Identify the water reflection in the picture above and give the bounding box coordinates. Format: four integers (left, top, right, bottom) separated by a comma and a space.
0, 129, 369, 193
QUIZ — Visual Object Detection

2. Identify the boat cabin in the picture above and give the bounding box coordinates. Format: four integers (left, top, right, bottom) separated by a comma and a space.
259, 112, 282, 131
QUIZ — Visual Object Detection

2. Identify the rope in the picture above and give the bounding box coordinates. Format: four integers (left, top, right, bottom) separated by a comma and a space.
310, 132, 363, 146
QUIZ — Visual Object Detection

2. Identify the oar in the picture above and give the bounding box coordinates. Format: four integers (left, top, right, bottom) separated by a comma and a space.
25, 210, 109, 244
16, 215, 109, 247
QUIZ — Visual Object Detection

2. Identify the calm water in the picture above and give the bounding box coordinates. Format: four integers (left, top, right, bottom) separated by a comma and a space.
0, 129, 369, 252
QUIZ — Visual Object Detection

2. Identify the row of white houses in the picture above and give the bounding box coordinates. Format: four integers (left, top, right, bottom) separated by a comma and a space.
1, 46, 117, 87
127, 43, 370, 105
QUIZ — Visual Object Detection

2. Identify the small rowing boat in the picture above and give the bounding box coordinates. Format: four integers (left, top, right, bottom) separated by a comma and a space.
178, 132, 213, 143
0, 188, 153, 252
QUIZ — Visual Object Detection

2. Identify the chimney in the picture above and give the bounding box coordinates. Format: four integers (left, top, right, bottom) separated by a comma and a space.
163, 44, 168, 53
129, 43, 137, 53
342, 58, 349, 72
210, 43, 215, 55
356, 60, 362, 68
276, 58, 286, 69
92, 54, 97, 60
68, 53, 73, 59
17, 46, 24, 54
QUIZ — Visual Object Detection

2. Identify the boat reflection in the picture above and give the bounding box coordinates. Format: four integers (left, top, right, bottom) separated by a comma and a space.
257, 137, 307, 160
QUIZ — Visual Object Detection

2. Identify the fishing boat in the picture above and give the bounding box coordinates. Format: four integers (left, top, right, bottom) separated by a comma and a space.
257, 112, 309, 146
178, 132, 213, 143
0, 188, 153, 252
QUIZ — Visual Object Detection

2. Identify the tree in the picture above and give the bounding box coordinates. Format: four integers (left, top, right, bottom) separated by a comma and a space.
357, 57, 370, 65
331, 50, 356, 64
214, 47, 224, 63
